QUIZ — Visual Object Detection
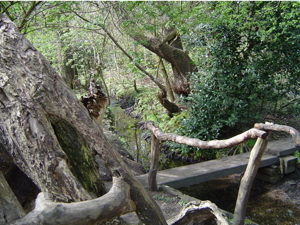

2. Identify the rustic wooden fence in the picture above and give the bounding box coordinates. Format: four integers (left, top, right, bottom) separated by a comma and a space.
142, 121, 300, 225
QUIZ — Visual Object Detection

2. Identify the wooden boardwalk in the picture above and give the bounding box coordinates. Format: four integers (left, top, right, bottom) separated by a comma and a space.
137, 138, 299, 189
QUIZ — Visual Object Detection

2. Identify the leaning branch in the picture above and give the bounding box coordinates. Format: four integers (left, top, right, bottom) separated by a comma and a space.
254, 123, 300, 146
144, 121, 267, 149
11, 177, 136, 225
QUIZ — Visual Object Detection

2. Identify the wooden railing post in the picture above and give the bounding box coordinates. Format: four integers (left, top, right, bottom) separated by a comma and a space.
233, 134, 269, 225
148, 133, 160, 191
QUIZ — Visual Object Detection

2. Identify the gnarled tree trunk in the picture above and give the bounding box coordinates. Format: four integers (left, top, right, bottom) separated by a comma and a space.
0, 14, 167, 225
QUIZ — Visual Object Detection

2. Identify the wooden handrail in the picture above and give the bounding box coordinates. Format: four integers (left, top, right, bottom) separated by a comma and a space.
148, 134, 160, 191
254, 123, 300, 146
233, 136, 269, 225
143, 121, 300, 225
144, 121, 268, 149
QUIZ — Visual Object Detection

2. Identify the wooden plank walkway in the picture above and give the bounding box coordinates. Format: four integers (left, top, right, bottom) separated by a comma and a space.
137, 138, 299, 189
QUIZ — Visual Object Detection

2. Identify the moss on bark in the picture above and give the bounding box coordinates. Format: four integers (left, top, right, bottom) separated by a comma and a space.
49, 115, 105, 196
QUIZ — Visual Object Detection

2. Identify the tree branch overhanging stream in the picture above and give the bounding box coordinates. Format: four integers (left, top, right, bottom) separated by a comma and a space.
73, 11, 165, 91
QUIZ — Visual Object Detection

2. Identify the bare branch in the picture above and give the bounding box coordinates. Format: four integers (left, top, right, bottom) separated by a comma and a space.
0, 2, 18, 21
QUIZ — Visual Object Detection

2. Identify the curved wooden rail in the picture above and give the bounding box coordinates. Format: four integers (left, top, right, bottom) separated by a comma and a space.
254, 123, 300, 146
143, 121, 300, 225
144, 121, 268, 148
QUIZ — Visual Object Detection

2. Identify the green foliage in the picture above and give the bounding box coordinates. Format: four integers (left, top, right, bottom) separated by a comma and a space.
228, 217, 255, 225
152, 195, 178, 202
178, 200, 188, 206
160, 110, 189, 133
294, 150, 300, 164
134, 88, 169, 124
49, 115, 104, 195
227, 139, 257, 156
174, 2, 300, 158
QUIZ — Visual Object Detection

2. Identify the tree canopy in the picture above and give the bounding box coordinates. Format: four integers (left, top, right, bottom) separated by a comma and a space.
1, 1, 299, 154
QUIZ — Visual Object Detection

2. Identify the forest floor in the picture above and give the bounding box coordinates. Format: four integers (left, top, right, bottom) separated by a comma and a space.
116, 165, 300, 225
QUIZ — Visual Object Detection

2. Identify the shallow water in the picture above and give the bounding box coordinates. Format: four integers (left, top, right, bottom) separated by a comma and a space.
179, 175, 300, 225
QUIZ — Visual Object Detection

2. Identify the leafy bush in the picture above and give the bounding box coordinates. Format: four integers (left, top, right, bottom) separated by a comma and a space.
173, 2, 300, 158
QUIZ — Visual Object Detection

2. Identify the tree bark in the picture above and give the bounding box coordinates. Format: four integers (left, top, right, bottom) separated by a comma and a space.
0, 14, 167, 225
156, 89, 181, 117
167, 201, 229, 225
94, 34, 111, 105
62, 51, 77, 89
132, 31, 195, 96
81, 79, 108, 124
157, 57, 175, 102
57, 27, 77, 89
0, 171, 25, 223
97, 65, 111, 106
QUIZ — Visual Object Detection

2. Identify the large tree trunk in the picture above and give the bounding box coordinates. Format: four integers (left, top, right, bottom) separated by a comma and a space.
0, 14, 167, 225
